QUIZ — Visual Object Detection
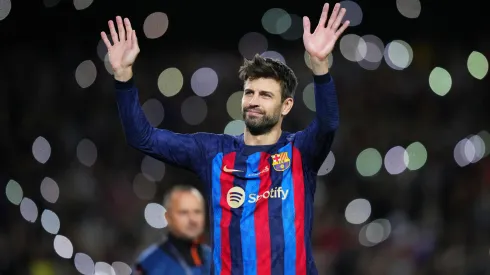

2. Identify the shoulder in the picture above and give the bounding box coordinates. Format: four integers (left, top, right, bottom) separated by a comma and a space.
193, 132, 242, 151
135, 243, 166, 267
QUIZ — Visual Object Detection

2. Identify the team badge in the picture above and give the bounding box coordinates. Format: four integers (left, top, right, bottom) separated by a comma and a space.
271, 152, 290, 171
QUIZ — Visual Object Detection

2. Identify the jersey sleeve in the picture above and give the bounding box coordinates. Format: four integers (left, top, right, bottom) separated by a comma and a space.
115, 78, 208, 174
294, 73, 339, 173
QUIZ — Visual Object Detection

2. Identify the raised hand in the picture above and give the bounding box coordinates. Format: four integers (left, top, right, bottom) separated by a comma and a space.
101, 16, 140, 81
303, 3, 350, 61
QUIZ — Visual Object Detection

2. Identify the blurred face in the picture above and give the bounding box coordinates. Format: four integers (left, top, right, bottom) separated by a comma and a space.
242, 78, 293, 135
165, 190, 205, 241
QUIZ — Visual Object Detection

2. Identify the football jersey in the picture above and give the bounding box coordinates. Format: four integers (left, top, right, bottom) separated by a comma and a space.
115, 73, 338, 275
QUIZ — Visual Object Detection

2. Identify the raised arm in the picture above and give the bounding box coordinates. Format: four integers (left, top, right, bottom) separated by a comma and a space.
101, 16, 205, 172
115, 79, 205, 171
294, 3, 349, 172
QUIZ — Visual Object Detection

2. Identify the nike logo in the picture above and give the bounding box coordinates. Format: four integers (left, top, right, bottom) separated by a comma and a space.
223, 165, 243, 173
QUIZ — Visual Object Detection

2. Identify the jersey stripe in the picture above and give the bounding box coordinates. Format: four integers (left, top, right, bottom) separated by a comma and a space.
230, 154, 248, 275
241, 152, 261, 275
211, 153, 224, 274
292, 146, 306, 274
278, 144, 296, 275
216, 152, 236, 275
268, 151, 285, 274
254, 152, 272, 275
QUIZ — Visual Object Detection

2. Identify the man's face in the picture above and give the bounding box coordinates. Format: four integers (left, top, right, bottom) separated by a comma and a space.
165, 191, 205, 240
241, 78, 286, 135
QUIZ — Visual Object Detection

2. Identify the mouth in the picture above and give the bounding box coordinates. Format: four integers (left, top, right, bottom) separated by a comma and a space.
246, 110, 263, 115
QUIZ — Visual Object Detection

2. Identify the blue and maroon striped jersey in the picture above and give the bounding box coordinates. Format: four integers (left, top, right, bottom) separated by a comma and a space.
115, 73, 338, 275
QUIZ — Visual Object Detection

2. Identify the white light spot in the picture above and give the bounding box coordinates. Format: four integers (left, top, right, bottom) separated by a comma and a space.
144, 203, 167, 229
141, 156, 166, 182
76, 138, 98, 167
0, 0, 12, 21
75, 60, 97, 88
191, 68, 219, 97
53, 235, 74, 259
345, 198, 371, 224
40, 177, 59, 203
74, 253, 95, 275
73, 0, 93, 10
317, 151, 335, 176
112, 262, 132, 275
20, 197, 38, 223
5, 179, 23, 205
41, 209, 60, 234
384, 146, 409, 175
94, 262, 116, 275
32, 136, 51, 164
143, 12, 169, 39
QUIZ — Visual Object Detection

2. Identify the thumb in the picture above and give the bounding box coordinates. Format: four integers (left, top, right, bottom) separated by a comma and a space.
303, 16, 311, 35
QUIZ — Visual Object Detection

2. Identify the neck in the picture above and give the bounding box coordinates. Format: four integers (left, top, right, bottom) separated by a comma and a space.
243, 124, 282, 146
167, 232, 196, 248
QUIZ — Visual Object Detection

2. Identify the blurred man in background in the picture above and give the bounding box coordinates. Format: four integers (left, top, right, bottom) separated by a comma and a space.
133, 185, 211, 275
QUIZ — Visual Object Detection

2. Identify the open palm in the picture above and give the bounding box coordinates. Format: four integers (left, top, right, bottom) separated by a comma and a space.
303, 3, 350, 61
100, 16, 140, 73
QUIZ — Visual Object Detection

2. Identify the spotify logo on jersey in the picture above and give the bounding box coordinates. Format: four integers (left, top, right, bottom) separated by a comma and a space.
227, 186, 245, 208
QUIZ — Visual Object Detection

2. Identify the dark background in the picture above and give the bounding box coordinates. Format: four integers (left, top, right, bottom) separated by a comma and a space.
1, 0, 489, 274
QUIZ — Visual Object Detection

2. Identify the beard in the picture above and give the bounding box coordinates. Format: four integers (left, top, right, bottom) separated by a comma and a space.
242, 107, 281, 136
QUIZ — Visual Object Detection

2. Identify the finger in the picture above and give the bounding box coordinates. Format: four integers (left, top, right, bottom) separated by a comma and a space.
116, 16, 126, 42
124, 18, 132, 41
315, 3, 329, 32
326, 3, 341, 30
335, 20, 350, 37
303, 16, 311, 35
100, 32, 112, 49
332, 8, 346, 30
108, 20, 119, 43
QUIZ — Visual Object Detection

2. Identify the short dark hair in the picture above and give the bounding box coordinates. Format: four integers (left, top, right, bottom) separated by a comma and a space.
238, 54, 298, 101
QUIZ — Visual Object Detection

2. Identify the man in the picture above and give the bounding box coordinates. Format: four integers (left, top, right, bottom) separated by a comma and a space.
134, 185, 211, 275
101, 3, 349, 274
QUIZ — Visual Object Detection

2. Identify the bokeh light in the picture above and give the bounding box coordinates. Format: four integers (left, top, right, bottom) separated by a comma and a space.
429, 67, 452, 96
238, 32, 268, 59
5, 179, 23, 205
141, 155, 166, 182
0, 0, 12, 21
133, 173, 156, 200
303, 83, 316, 112
158, 68, 184, 97
191, 67, 219, 97
73, 0, 93, 10
144, 203, 167, 229
74, 253, 95, 275
77, 138, 98, 167
318, 151, 335, 176
467, 51, 488, 80
345, 198, 371, 224
94, 262, 116, 275
454, 135, 487, 167
340, 34, 367, 62
384, 146, 409, 175
261, 8, 291, 35
32, 136, 51, 164
75, 60, 97, 88
478, 130, 490, 158
143, 12, 169, 39
41, 209, 61, 234
43, 0, 61, 8
224, 120, 245, 135
405, 141, 428, 170
358, 34, 384, 70
359, 219, 391, 247
112, 261, 132, 275
181, 96, 208, 125
280, 14, 303, 41
142, 98, 165, 127
356, 148, 382, 177
384, 40, 413, 70
340, 1, 363, 26
226, 91, 243, 120
54, 235, 73, 259
40, 177, 60, 203
396, 0, 421, 18
261, 51, 286, 64
20, 197, 38, 223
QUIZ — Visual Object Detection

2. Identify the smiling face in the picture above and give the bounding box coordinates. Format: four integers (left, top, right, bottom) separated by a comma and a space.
241, 77, 293, 135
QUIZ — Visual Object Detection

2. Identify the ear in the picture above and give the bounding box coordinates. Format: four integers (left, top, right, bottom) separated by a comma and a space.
281, 98, 294, 116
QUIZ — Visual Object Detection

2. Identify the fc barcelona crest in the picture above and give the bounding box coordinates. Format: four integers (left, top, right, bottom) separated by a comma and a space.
271, 152, 291, 171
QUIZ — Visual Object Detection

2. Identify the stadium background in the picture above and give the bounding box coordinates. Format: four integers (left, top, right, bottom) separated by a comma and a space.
1, 0, 489, 274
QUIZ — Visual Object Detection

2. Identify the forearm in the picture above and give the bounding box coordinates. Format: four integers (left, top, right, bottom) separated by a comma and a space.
313, 72, 339, 132
115, 78, 154, 149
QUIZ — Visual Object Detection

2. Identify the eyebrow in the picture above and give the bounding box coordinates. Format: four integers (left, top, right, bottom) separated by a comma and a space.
244, 89, 274, 97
